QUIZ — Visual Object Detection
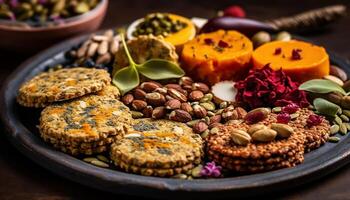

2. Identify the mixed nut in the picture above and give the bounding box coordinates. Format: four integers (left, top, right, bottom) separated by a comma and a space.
0, 0, 101, 26
121, 76, 248, 137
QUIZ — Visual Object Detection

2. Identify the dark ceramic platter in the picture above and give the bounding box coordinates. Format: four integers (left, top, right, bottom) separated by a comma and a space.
1, 33, 350, 199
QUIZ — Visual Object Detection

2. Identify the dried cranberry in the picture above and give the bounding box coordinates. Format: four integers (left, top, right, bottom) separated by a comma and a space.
274, 47, 282, 55
277, 113, 291, 124
307, 114, 323, 127
234, 65, 309, 109
204, 38, 214, 45
282, 103, 299, 114
222, 5, 246, 18
218, 40, 229, 48
291, 49, 302, 60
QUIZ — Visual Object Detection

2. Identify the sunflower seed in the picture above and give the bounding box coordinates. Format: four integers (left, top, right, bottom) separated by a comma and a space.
90, 160, 109, 168
328, 136, 340, 143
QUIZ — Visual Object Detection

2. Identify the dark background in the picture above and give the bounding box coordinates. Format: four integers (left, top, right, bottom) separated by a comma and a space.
1, 0, 350, 199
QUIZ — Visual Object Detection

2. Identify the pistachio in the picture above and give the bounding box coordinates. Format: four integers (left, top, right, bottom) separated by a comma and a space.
142, 106, 153, 118
251, 128, 277, 142
271, 123, 294, 138
272, 107, 282, 113
191, 165, 203, 178
167, 88, 187, 102
133, 88, 147, 100
192, 83, 210, 93
226, 119, 243, 125
290, 113, 299, 120
244, 108, 270, 124
235, 107, 247, 118
200, 93, 214, 103
186, 119, 201, 127
209, 115, 222, 125
247, 124, 268, 135
193, 105, 207, 118
200, 102, 216, 111
180, 102, 193, 114
140, 81, 161, 92
131, 100, 147, 111
330, 124, 340, 135
219, 101, 228, 109
210, 127, 220, 134
230, 129, 251, 146
122, 94, 134, 105
193, 121, 208, 134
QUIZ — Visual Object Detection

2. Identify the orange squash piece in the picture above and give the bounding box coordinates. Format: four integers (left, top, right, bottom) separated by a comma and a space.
181, 30, 253, 84
252, 40, 330, 82
164, 14, 196, 48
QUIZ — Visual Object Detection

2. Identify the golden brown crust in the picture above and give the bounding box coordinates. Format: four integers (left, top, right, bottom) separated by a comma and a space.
17, 68, 111, 108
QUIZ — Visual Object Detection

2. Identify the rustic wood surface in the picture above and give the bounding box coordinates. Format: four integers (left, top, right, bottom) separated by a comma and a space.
1, 0, 350, 199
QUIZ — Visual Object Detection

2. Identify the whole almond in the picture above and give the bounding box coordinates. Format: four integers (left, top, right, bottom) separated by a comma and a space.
142, 106, 153, 118
169, 109, 192, 122
122, 94, 134, 105
165, 99, 181, 110
140, 82, 161, 92
96, 53, 111, 64
154, 87, 168, 95
330, 65, 347, 81
165, 84, 183, 91
168, 88, 187, 102
98, 40, 108, 55
180, 102, 193, 114
189, 90, 204, 101
131, 100, 147, 111
134, 88, 147, 100
324, 75, 344, 86
145, 92, 166, 106
179, 76, 194, 86
192, 82, 210, 93
152, 106, 166, 119
193, 105, 207, 118
193, 121, 208, 134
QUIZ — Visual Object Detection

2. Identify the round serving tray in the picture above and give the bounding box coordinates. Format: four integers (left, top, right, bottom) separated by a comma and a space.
1, 33, 350, 199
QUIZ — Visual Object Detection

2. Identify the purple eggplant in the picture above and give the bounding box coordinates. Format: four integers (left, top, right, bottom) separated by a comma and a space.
200, 16, 277, 36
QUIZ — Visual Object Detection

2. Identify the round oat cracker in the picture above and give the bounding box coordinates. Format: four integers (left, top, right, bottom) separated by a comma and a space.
17, 67, 111, 107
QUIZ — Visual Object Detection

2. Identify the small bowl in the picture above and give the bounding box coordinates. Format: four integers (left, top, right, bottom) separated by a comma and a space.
0, 0, 108, 54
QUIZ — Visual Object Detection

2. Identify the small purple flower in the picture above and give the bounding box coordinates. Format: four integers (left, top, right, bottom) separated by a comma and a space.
277, 113, 291, 124
200, 162, 222, 178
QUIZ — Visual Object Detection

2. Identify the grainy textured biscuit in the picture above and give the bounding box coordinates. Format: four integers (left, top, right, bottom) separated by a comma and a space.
110, 118, 203, 176
95, 85, 120, 99
39, 95, 132, 155
206, 108, 330, 173
17, 68, 111, 107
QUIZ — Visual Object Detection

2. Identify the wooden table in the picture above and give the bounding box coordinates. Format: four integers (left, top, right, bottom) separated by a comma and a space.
1, 0, 350, 199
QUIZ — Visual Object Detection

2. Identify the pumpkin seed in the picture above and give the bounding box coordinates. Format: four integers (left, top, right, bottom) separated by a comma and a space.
343, 110, 350, 118
340, 123, 348, 135
90, 160, 109, 168
290, 113, 299, 120
340, 114, 349, 122
330, 124, 340, 135
200, 130, 210, 139
172, 174, 187, 179
328, 136, 340, 143
334, 115, 343, 125
97, 155, 109, 163
83, 157, 98, 163
131, 111, 144, 118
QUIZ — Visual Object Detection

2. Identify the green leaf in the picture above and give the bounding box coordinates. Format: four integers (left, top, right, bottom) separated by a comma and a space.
112, 66, 139, 95
137, 59, 185, 80
299, 79, 346, 95
313, 98, 341, 117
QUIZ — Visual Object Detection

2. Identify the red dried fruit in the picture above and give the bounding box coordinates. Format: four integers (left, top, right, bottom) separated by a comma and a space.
274, 47, 282, 55
277, 113, 291, 124
222, 5, 246, 18
204, 38, 214, 45
307, 114, 323, 127
235, 65, 309, 109
218, 40, 229, 48
291, 49, 302, 60
282, 103, 299, 114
